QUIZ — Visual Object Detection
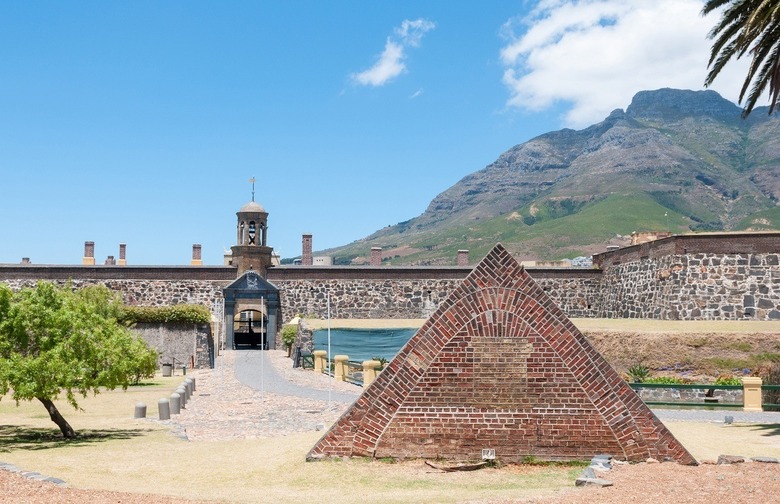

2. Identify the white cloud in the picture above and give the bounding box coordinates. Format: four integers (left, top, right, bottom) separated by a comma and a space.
352, 40, 406, 87
352, 18, 436, 87
396, 19, 436, 47
500, 0, 755, 128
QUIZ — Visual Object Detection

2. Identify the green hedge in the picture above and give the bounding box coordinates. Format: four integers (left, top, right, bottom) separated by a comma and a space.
119, 304, 211, 326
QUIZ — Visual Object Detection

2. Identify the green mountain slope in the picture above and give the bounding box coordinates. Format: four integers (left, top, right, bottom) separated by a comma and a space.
317, 89, 780, 266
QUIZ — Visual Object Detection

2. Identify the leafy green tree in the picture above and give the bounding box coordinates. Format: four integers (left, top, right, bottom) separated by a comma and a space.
0, 282, 158, 438
703, 0, 780, 116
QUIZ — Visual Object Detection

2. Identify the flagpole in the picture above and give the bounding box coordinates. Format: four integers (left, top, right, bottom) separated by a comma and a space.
327, 290, 332, 407
261, 296, 265, 401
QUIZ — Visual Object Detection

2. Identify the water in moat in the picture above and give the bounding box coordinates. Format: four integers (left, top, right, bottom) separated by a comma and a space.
312, 327, 417, 362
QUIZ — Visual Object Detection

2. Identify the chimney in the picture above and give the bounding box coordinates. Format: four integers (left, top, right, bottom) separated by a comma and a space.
21, 257, 30, 265
118, 243, 127, 266
370, 247, 382, 267
82, 241, 96, 265
105, 255, 116, 266
191, 244, 203, 266
302, 234, 313, 266
457, 250, 469, 267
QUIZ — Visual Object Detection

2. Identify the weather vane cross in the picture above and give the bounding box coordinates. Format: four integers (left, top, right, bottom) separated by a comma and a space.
249, 177, 256, 202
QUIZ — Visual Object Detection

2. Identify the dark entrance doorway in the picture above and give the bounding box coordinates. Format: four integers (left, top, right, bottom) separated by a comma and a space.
233, 309, 267, 348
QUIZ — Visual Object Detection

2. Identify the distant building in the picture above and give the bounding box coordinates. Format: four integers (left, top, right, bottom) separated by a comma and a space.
631, 231, 672, 245
571, 256, 593, 268
313, 256, 332, 266
520, 259, 572, 268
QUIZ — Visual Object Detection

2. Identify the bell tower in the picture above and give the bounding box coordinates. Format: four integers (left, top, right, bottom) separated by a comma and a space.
231, 179, 274, 277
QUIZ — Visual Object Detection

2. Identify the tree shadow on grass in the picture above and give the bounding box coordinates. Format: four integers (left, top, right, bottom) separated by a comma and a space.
0, 425, 146, 452
732, 423, 780, 437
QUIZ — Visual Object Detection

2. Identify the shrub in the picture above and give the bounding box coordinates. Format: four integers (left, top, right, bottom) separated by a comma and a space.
372, 356, 389, 370
714, 374, 742, 386
644, 376, 692, 385
281, 325, 297, 350
627, 364, 651, 383
119, 304, 211, 326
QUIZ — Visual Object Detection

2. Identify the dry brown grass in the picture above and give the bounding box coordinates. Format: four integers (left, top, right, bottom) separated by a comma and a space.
0, 378, 579, 504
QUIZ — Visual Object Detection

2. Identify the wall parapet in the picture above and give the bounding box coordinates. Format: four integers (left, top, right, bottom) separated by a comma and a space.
0, 265, 237, 281
594, 232, 780, 268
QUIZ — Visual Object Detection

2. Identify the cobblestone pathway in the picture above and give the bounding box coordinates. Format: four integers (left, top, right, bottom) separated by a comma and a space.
164, 350, 360, 441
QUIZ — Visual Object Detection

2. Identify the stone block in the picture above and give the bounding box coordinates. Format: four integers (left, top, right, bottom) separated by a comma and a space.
717, 454, 746, 465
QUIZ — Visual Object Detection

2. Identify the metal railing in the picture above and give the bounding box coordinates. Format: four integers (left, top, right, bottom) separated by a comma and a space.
763, 384, 780, 410
629, 383, 744, 408
343, 360, 364, 386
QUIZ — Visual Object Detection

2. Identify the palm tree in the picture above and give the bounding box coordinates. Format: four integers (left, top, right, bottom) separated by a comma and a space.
703, 0, 780, 116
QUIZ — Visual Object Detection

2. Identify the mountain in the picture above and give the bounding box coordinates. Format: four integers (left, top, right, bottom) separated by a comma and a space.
321, 88, 780, 265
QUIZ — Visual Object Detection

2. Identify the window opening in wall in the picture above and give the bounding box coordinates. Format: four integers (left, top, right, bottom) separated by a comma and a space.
248, 221, 256, 244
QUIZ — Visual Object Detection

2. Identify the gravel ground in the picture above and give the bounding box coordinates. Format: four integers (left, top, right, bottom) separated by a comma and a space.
516, 460, 780, 504
2, 349, 779, 504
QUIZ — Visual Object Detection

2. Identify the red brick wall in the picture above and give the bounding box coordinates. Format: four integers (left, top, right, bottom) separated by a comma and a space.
308, 245, 696, 464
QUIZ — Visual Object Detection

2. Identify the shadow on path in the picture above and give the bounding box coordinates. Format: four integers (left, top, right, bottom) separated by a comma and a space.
231, 349, 359, 404
736, 423, 780, 437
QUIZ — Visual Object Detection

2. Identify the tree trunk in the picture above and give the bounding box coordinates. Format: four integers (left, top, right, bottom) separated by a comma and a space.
37, 397, 76, 438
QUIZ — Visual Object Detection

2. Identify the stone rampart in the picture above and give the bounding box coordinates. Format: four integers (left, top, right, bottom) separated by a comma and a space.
0, 266, 229, 309
597, 253, 780, 320
269, 267, 602, 323
2, 232, 779, 331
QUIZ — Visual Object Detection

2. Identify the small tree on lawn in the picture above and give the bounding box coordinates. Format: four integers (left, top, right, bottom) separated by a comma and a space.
0, 282, 158, 438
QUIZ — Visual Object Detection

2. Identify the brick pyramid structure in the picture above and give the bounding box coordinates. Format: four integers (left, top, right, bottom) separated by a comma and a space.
308, 244, 696, 464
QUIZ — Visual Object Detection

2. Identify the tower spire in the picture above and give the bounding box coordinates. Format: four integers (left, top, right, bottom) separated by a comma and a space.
249, 177, 256, 202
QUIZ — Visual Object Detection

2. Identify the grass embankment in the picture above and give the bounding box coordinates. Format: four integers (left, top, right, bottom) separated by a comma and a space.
573, 319, 780, 380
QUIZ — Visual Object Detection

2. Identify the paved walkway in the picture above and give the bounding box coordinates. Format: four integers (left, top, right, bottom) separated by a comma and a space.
165, 350, 359, 441
232, 349, 360, 403
652, 408, 779, 424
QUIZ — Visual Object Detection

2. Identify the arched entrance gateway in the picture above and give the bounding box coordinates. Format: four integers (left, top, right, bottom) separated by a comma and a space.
223, 270, 280, 349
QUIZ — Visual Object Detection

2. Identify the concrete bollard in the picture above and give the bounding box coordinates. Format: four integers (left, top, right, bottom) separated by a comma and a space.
185, 378, 194, 399
182, 381, 192, 400
334, 355, 349, 382
177, 386, 187, 409
313, 350, 327, 373
134, 402, 147, 419
189, 376, 196, 392
170, 393, 181, 414
362, 360, 381, 388
158, 398, 171, 420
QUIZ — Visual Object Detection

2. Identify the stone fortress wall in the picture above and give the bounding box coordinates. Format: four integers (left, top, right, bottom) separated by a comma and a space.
267, 268, 603, 322
593, 233, 780, 320
1, 232, 779, 325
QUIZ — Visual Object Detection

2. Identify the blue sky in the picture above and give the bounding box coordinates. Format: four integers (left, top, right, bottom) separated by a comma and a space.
0, 1, 751, 265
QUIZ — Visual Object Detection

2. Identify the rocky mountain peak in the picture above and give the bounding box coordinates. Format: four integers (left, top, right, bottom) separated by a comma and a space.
626, 88, 739, 122
325, 88, 780, 266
